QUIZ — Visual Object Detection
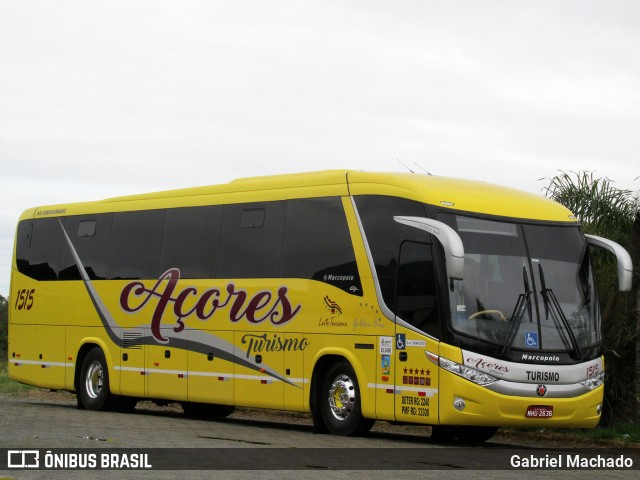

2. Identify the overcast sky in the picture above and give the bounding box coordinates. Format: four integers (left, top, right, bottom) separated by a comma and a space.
1, 1, 638, 296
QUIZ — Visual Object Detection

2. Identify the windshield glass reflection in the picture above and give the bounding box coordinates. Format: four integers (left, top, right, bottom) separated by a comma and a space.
439, 214, 600, 356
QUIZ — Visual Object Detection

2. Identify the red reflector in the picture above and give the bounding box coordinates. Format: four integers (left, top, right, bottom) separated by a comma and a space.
261, 380, 267, 384
418, 391, 426, 397
140, 371, 146, 375
218, 376, 225, 381
386, 388, 394, 394
178, 374, 184, 378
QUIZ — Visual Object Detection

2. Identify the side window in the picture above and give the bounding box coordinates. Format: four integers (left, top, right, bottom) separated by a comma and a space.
108, 210, 165, 280
160, 206, 222, 278
15, 220, 33, 277
354, 195, 430, 313
16, 218, 63, 280
282, 197, 361, 295
59, 214, 112, 280
217, 202, 286, 278
397, 241, 440, 337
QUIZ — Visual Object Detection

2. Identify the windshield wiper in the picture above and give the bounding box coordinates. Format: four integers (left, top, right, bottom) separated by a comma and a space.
538, 263, 582, 361
500, 267, 532, 356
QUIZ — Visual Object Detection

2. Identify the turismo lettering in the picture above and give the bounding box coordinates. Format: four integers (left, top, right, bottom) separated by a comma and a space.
120, 268, 302, 343
526, 371, 560, 382
241, 333, 310, 358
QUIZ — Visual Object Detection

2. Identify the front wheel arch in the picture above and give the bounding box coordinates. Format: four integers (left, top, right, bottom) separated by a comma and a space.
312, 357, 374, 436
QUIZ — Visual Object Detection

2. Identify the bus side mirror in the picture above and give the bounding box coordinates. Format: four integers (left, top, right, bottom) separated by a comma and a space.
394, 216, 465, 280
585, 234, 633, 292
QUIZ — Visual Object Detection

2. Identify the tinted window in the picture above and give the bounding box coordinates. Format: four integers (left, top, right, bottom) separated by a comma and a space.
282, 197, 361, 295
15, 220, 33, 276
397, 241, 440, 336
16, 218, 63, 280
160, 206, 222, 278
108, 210, 164, 279
355, 195, 430, 312
217, 202, 286, 278
59, 214, 112, 280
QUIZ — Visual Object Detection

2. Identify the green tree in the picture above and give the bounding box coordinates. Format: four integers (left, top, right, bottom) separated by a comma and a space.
543, 171, 639, 424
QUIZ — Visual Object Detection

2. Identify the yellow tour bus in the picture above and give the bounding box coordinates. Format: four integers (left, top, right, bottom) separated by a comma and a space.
8, 170, 633, 442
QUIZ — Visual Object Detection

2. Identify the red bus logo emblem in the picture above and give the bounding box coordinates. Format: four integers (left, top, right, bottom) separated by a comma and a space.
536, 384, 548, 397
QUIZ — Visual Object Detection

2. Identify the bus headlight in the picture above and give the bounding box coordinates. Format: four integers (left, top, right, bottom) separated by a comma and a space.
438, 356, 498, 386
579, 372, 605, 390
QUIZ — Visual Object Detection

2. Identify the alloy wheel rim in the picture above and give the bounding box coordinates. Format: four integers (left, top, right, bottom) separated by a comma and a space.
85, 361, 103, 399
328, 374, 355, 421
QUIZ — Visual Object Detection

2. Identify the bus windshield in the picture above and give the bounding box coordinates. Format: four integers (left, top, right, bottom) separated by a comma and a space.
439, 214, 601, 358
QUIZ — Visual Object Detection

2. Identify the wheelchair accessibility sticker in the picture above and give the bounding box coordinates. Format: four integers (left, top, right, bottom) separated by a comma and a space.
525, 331, 539, 348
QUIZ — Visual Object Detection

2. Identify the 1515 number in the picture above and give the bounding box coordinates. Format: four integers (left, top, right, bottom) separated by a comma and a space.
14, 288, 36, 310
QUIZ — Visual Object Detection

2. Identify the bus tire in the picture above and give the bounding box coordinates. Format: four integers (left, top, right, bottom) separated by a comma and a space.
78, 347, 115, 411
319, 361, 374, 436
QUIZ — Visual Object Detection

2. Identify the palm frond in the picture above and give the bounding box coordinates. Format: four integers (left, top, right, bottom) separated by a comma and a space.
542, 171, 639, 244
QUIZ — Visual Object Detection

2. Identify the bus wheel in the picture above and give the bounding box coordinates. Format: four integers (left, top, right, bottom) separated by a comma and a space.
319, 361, 374, 436
78, 347, 114, 411
431, 425, 498, 444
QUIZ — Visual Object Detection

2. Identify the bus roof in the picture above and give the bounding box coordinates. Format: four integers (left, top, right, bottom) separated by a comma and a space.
25, 170, 575, 223
347, 171, 575, 222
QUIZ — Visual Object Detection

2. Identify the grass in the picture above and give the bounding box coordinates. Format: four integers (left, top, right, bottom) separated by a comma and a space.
0, 361, 36, 395
503, 424, 640, 447
576, 423, 640, 444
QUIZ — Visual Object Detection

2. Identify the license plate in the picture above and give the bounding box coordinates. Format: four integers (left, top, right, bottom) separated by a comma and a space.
526, 405, 553, 418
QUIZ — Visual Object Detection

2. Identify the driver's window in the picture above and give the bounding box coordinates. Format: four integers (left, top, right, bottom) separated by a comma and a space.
396, 241, 441, 338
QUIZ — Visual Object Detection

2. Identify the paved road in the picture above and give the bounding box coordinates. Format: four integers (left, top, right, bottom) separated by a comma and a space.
0, 395, 637, 479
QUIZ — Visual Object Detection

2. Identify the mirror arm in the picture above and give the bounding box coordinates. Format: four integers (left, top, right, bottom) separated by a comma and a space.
394, 216, 465, 280
585, 234, 633, 292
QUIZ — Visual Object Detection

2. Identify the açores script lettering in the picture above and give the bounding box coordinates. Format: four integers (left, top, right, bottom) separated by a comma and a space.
120, 268, 302, 343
